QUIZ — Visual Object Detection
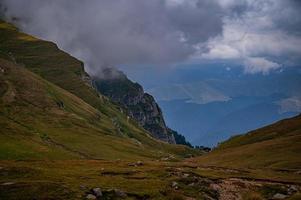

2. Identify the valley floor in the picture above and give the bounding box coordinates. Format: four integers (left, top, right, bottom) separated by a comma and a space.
1, 159, 301, 200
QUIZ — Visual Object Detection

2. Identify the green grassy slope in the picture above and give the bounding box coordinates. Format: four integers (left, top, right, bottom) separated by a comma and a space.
1, 20, 301, 200
0, 20, 152, 143
0, 57, 195, 160
0, 20, 196, 160
194, 114, 301, 169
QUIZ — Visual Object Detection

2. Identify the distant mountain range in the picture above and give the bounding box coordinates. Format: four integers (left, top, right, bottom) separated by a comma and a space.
121, 64, 301, 147
148, 81, 231, 104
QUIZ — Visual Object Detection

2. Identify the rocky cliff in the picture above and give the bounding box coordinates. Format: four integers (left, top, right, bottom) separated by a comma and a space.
93, 68, 176, 144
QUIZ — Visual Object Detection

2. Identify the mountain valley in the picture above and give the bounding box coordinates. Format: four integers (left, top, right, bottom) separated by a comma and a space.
0, 18, 301, 200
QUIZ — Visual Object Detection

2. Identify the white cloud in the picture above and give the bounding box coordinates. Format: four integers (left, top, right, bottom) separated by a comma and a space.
1, 0, 300, 75
216, 0, 247, 9
276, 96, 301, 114
201, 43, 240, 60
196, 0, 301, 74
243, 57, 281, 75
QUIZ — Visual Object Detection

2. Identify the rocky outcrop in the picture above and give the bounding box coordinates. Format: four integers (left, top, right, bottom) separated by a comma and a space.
93, 68, 176, 144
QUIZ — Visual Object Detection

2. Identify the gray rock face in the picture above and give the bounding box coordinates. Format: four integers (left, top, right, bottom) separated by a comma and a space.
93, 68, 176, 144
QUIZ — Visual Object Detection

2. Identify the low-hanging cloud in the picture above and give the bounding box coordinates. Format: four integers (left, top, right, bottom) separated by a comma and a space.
0, 0, 223, 76
1, 0, 301, 75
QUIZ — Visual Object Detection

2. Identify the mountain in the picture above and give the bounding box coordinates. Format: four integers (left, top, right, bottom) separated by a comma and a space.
194, 114, 301, 169
0, 20, 195, 160
93, 68, 176, 144
148, 82, 231, 104
123, 65, 301, 147
1, 20, 301, 200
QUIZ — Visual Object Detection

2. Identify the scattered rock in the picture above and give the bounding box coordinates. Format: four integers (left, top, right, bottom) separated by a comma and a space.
56, 101, 65, 108
86, 194, 96, 199
272, 193, 287, 199
131, 138, 142, 146
2, 182, 15, 186
114, 189, 127, 198
172, 181, 178, 187
184, 197, 196, 200
188, 183, 195, 187
172, 181, 179, 190
136, 161, 143, 166
92, 188, 103, 197
288, 185, 298, 194
87, 187, 129, 199
183, 173, 190, 178
161, 157, 169, 161
128, 161, 144, 167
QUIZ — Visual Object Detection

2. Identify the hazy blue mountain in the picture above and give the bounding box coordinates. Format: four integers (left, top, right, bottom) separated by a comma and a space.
120, 64, 301, 147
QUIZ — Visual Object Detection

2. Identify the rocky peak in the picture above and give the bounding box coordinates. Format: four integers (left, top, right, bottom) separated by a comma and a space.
93, 67, 176, 144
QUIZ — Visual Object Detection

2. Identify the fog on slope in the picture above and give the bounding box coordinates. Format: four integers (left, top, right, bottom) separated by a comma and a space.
121, 64, 301, 147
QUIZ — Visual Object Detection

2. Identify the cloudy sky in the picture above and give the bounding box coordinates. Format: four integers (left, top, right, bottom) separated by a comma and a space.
1, 0, 301, 75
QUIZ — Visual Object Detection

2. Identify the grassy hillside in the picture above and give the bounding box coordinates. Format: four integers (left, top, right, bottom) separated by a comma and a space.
0, 19, 197, 160
1, 19, 301, 200
194, 114, 301, 170
0, 58, 195, 160
0, 20, 153, 145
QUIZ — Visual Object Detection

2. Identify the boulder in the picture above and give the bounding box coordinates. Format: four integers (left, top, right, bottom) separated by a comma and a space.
136, 161, 144, 166
172, 181, 179, 190
86, 194, 96, 199
288, 185, 298, 194
114, 189, 127, 198
92, 188, 103, 197
273, 193, 287, 199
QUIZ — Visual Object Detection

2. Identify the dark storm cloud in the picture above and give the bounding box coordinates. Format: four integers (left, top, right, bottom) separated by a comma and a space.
200, 0, 301, 74
1, 0, 300, 75
0, 0, 223, 75
166, 0, 223, 44
273, 0, 301, 36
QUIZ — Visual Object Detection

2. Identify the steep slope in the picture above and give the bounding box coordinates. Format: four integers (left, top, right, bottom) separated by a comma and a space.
0, 20, 100, 108
194, 114, 301, 169
93, 68, 176, 144
1, 20, 301, 200
0, 58, 196, 160
0, 20, 196, 160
